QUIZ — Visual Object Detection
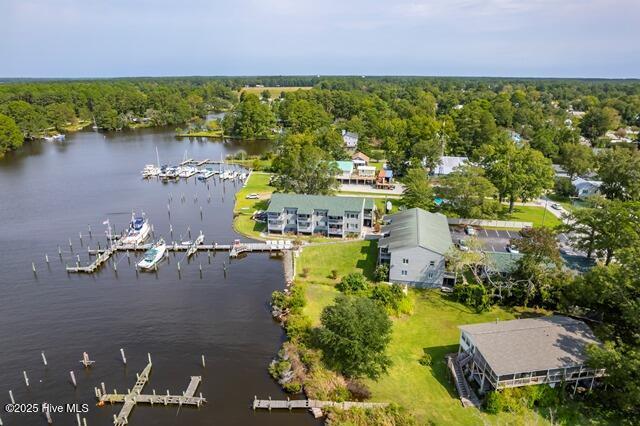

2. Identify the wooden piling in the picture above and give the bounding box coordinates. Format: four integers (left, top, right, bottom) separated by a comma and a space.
70, 371, 77, 387
120, 348, 127, 365
9, 390, 15, 404
23, 371, 29, 387
41, 351, 48, 366
201, 355, 205, 368
45, 254, 49, 263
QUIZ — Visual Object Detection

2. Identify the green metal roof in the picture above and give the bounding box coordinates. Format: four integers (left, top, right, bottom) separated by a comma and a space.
379, 208, 453, 254
266, 193, 375, 216
485, 252, 524, 274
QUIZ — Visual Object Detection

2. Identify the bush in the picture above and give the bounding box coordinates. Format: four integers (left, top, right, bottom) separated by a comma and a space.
285, 313, 312, 342
484, 386, 563, 414
336, 273, 369, 294
453, 283, 491, 312
418, 350, 432, 367
330, 269, 339, 280
374, 263, 389, 282
370, 283, 406, 314
346, 380, 371, 400
302, 267, 310, 278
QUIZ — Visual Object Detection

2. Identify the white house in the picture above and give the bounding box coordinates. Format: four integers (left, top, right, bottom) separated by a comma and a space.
378, 208, 453, 287
342, 130, 359, 149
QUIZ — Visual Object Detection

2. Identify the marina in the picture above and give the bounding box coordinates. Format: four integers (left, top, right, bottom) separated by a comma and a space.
0, 129, 312, 426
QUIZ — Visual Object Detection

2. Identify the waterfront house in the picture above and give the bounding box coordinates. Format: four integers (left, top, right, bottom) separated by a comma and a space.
333, 160, 354, 179
266, 193, 376, 237
357, 165, 376, 177
432, 156, 468, 176
351, 152, 370, 166
456, 316, 605, 393
342, 130, 359, 149
378, 208, 454, 287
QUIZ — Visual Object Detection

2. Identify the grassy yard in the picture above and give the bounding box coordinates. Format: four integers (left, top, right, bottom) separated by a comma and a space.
296, 241, 597, 425
296, 240, 378, 286
240, 86, 311, 98
233, 172, 274, 239
499, 205, 562, 228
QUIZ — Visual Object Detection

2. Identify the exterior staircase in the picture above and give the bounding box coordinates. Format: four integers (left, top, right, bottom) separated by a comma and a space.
446, 354, 482, 409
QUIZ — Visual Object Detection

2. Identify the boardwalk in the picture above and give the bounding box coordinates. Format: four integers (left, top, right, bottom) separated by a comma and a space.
97, 361, 206, 426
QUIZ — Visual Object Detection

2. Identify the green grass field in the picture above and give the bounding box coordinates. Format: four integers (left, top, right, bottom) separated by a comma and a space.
233, 172, 274, 239
296, 240, 378, 286
499, 205, 562, 228
240, 86, 311, 98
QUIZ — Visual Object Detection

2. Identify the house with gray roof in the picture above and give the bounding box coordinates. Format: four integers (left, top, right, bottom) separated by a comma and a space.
378, 208, 453, 287
266, 193, 375, 237
455, 316, 605, 394
342, 130, 359, 149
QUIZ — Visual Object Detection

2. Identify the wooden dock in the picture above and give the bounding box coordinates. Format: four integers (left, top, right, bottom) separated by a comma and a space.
66, 240, 293, 273
252, 396, 388, 412
97, 361, 205, 426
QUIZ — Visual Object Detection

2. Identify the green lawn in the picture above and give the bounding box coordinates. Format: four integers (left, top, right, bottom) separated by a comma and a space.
233, 172, 274, 239
499, 205, 562, 228
296, 240, 378, 286
296, 241, 596, 425
240, 86, 311, 98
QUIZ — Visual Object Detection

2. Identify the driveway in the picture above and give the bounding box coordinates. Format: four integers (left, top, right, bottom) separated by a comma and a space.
450, 226, 521, 253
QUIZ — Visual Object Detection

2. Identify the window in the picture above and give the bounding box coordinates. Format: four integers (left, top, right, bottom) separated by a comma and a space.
429, 260, 435, 267
401, 270, 408, 276
402, 258, 409, 264
428, 271, 434, 279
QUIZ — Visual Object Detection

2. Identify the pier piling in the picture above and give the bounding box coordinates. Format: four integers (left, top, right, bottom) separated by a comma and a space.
23, 371, 29, 387
32, 262, 36, 274
58, 245, 62, 256
120, 348, 127, 365
44, 407, 52, 424
201, 355, 205, 368
76, 413, 81, 426
45, 254, 49, 263
41, 351, 48, 366
9, 390, 15, 404
70, 371, 77, 388
69, 238, 73, 250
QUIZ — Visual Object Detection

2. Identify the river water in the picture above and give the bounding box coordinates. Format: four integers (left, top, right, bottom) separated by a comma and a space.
0, 129, 318, 425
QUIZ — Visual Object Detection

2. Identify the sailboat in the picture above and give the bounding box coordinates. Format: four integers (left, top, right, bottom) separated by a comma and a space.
121, 213, 151, 245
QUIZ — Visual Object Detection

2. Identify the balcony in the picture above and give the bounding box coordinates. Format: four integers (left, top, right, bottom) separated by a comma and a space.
328, 217, 343, 224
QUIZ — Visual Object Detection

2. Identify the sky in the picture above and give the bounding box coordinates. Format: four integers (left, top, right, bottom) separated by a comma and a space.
1, 0, 639, 79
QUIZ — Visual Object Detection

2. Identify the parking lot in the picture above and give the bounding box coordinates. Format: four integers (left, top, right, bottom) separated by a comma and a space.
449, 226, 521, 253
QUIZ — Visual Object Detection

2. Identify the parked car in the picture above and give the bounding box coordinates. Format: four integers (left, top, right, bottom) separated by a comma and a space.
506, 244, 520, 254
245, 193, 259, 199
457, 239, 470, 252
551, 203, 562, 210
464, 225, 477, 236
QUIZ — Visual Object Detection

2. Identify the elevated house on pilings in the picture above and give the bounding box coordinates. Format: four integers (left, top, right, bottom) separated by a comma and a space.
454, 316, 605, 396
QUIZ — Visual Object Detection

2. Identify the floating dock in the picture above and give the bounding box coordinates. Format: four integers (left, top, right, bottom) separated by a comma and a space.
97, 361, 205, 426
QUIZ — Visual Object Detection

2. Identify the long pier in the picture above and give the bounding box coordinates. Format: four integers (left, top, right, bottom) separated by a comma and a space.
97, 361, 206, 426
252, 396, 388, 415
66, 240, 293, 273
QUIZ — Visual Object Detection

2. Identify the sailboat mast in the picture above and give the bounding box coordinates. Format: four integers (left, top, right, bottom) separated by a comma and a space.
156, 146, 160, 168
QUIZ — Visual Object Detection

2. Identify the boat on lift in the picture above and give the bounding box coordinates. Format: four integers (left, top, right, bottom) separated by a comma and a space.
121, 214, 151, 245
178, 166, 198, 179
141, 164, 161, 178
137, 239, 166, 270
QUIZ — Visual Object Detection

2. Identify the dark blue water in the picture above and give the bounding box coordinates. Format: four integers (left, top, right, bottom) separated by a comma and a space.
0, 129, 317, 425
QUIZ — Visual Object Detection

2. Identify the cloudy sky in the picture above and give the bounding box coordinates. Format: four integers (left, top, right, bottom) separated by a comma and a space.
1, 0, 638, 78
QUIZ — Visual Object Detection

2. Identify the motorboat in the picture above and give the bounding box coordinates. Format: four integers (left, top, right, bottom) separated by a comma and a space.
178, 166, 198, 179
121, 215, 151, 245
137, 239, 166, 270
197, 169, 215, 180
141, 164, 161, 178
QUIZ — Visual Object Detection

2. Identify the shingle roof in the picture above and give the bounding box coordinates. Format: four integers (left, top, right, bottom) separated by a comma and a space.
266, 193, 374, 216
459, 316, 600, 376
378, 208, 453, 254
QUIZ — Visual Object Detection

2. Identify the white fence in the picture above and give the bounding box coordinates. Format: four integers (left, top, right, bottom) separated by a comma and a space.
447, 218, 533, 229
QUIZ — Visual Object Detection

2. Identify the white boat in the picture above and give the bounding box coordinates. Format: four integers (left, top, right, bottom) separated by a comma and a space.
141, 164, 161, 178
220, 171, 231, 180
197, 169, 215, 180
178, 166, 198, 179
121, 215, 151, 245
44, 134, 66, 142
137, 239, 166, 270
